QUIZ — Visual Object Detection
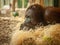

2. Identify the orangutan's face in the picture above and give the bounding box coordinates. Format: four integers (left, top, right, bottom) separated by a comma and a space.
24, 9, 38, 26
20, 4, 45, 30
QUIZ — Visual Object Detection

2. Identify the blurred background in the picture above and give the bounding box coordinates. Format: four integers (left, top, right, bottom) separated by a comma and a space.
0, 0, 60, 9
0, 0, 60, 17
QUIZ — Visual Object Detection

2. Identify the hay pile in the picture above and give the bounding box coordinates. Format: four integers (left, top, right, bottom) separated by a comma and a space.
10, 24, 60, 45
0, 17, 22, 45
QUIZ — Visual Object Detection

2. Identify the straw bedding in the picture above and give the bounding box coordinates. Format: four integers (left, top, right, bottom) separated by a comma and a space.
10, 24, 60, 45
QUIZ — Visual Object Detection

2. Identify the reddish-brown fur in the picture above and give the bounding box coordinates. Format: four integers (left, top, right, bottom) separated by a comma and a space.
20, 4, 60, 30
44, 7, 60, 24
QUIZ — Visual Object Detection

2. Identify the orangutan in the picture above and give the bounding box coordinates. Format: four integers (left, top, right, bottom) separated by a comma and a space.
44, 7, 60, 24
20, 4, 60, 30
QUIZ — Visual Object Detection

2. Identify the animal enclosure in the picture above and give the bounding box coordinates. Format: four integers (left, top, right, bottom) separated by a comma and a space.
0, 0, 60, 45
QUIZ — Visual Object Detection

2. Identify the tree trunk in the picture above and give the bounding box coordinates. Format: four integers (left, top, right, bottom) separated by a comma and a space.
40, 0, 44, 6
12, 0, 17, 11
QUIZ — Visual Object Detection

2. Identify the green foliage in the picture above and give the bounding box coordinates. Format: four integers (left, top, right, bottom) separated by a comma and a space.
24, 0, 28, 8
18, 0, 22, 8
17, 0, 28, 8
13, 12, 19, 17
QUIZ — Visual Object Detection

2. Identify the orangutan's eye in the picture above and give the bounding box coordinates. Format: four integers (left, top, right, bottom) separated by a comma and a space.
26, 16, 30, 18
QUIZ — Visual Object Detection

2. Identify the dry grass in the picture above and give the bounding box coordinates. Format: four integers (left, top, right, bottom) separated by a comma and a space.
0, 9, 26, 45
10, 24, 60, 45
